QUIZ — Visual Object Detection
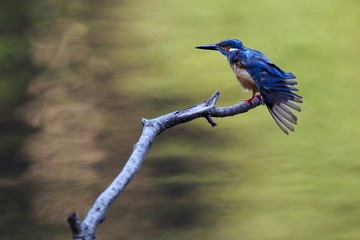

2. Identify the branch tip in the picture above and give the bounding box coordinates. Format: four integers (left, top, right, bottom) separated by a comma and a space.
205, 115, 217, 127
67, 212, 82, 234
141, 118, 149, 126
205, 91, 220, 107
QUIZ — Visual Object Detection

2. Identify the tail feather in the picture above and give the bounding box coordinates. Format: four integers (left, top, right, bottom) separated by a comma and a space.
260, 76, 302, 134
271, 106, 295, 131
273, 105, 297, 124
282, 99, 301, 111
267, 107, 289, 135
278, 102, 297, 121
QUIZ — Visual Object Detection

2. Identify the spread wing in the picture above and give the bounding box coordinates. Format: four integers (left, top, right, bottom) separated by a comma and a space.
241, 49, 302, 134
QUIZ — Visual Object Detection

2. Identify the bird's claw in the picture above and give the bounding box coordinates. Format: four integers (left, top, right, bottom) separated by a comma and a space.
244, 94, 262, 106
255, 94, 263, 102
244, 96, 255, 106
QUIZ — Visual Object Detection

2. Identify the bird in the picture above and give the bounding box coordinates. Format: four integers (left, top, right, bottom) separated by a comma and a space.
195, 39, 302, 135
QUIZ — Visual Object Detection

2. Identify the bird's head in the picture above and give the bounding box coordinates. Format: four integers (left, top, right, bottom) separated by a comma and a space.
195, 39, 245, 56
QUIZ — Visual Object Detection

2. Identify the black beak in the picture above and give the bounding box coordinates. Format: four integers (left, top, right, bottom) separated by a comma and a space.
195, 44, 218, 51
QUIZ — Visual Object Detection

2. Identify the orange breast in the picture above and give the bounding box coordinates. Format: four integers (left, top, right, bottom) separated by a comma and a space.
230, 62, 259, 93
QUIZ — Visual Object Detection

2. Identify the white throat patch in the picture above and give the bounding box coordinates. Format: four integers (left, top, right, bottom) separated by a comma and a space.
229, 48, 240, 52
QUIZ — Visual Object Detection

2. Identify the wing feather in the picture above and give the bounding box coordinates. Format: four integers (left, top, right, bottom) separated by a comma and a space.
237, 48, 302, 134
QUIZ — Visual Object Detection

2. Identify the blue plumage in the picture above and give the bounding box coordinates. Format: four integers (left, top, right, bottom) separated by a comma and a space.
196, 39, 302, 134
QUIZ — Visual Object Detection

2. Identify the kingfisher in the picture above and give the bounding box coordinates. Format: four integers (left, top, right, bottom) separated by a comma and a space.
196, 39, 302, 135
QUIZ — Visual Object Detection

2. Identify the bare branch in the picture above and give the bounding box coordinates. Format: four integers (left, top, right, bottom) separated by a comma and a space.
67, 91, 262, 240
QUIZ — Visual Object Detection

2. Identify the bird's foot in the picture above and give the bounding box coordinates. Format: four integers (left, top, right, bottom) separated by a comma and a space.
255, 94, 263, 102
244, 94, 262, 106
244, 96, 255, 106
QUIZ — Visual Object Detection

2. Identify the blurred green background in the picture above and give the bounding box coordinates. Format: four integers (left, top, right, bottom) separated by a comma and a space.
1, 0, 359, 239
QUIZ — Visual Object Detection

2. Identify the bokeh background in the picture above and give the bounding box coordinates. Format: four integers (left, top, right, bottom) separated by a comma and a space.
1, 0, 359, 239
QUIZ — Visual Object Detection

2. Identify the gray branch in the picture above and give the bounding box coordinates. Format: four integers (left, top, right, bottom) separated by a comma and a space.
67, 91, 262, 240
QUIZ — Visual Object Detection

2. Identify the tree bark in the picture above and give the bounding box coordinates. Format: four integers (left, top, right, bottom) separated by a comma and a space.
67, 91, 262, 240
